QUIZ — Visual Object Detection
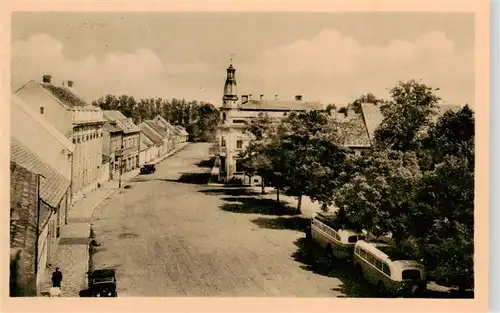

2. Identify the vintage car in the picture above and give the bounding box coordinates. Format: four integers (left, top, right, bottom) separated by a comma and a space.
140, 164, 156, 174
88, 269, 118, 297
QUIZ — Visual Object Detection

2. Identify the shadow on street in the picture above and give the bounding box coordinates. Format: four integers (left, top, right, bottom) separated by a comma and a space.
251, 216, 310, 232
220, 196, 296, 216
197, 158, 215, 168
159, 172, 212, 185
200, 187, 260, 197
291, 237, 376, 298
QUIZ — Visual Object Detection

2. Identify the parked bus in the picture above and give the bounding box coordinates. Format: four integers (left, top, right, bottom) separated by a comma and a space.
353, 239, 427, 297
307, 212, 365, 262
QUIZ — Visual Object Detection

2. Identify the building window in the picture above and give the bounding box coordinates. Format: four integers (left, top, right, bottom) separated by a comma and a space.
40, 107, 44, 114
222, 112, 227, 122
73, 138, 76, 144
221, 139, 226, 147
236, 140, 243, 149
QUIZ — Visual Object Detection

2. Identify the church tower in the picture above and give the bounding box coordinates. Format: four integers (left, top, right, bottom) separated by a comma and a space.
222, 63, 238, 108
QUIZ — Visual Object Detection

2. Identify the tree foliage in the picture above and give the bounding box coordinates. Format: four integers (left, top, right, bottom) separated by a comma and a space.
333, 79, 474, 289
233, 78, 474, 289
374, 80, 441, 151
348, 93, 380, 114
334, 150, 422, 242
93, 94, 220, 142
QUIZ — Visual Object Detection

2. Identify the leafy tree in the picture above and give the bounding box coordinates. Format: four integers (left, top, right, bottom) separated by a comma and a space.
374, 80, 441, 152
238, 142, 273, 193
334, 149, 422, 243
93, 95, 220, 142
272, 110, 346, 213
239, 112, 278, 194
412, 156, 474, 290
419, 104, 475, 171
348, 93, 379, 114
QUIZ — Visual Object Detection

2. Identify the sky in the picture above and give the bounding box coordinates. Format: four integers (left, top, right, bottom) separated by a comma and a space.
11, 12, 475, 108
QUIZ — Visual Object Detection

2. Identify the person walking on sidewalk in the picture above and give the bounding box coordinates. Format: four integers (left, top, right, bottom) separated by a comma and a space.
51, 267, 63, 288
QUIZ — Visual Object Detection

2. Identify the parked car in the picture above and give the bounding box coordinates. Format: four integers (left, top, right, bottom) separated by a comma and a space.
140, 164, 156, 174
88, 269, 117, 297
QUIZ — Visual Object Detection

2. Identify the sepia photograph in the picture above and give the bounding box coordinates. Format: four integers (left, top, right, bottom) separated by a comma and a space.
5, 6, 487, 307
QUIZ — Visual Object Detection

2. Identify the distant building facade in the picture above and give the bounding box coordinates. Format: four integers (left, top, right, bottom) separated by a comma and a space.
103, 111, 141, 173
102, 121, 124, 181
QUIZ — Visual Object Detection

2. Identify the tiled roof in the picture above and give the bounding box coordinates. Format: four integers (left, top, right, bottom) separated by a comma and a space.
139, 123, 165, 145
332, 114, 371, 148
103, 111, 141, 133
103, 121, 123, 133
40, 83, 89, 107
11, 137, 70, 209
145, 120, 169, 137
240, 99, 323, 111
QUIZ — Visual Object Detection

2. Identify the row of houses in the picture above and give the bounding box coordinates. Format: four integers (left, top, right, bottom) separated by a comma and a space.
9, 75, 188, 296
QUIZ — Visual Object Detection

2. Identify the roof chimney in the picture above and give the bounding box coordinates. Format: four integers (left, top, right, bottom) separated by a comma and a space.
274, 94, 279, 100
295, 95, 303, 101
42, 74, 52, 84
260, 94, 264, 100
67, 80, 74, 88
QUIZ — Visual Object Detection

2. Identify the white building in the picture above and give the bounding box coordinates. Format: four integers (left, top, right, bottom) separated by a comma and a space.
216, 63, 323, 183
15, 75, 106, 204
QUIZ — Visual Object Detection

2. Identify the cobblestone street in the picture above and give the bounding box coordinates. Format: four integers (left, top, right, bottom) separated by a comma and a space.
90, 142, 369, 297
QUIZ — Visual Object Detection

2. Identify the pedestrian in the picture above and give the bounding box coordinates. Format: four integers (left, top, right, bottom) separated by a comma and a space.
51, 267, 63, 288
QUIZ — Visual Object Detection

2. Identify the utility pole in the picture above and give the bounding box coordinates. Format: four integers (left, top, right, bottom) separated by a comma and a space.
35, 173, 46, 276
118, 136, 124, 188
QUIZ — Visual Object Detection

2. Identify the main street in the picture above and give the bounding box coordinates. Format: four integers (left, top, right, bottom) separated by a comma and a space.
90, 142, 370, 297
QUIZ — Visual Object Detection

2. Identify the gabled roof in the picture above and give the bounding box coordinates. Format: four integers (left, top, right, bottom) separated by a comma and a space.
11, 137, 71, 208
140, 134, 155, 151
15, 80, 99, 114
360, 103, 384, 146
40, 83, 90, 108
103, 110, 141, 133
360, 102, 464, 146
144, 120, 169, 137
239, 99, 323, 111
11, 94, 75, 153
174, 125, 189, 136
139, 122, 165, 145
332, 113, 371, 148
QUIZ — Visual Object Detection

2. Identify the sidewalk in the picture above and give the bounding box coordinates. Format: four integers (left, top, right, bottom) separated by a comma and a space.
39, 142, 190, 297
